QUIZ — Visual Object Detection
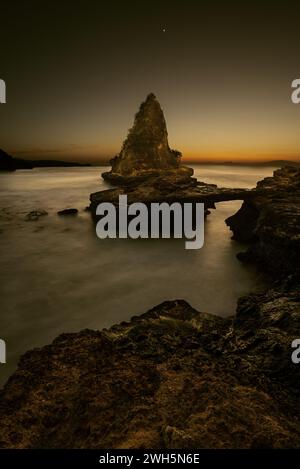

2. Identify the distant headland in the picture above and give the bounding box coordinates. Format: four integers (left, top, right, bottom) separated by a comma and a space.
0, 148, 91, 171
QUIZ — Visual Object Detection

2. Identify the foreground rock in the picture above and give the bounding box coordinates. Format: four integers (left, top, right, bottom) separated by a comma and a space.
0, 293, 299, 449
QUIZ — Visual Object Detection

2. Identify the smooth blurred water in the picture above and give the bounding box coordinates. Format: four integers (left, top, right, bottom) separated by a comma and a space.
0, 164, 275, 385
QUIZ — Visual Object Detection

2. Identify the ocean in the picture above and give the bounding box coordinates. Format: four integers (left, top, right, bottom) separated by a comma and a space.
0, 164, 276, 385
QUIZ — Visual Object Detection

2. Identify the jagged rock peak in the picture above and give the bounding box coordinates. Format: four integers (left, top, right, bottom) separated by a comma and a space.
121, 93, 171, 154
102, 93, 193, 185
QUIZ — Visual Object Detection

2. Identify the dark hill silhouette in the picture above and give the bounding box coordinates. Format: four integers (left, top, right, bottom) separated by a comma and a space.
0, 148, 90, 171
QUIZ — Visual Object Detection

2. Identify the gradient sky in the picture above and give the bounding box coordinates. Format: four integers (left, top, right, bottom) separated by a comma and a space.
1, 0, 300, 163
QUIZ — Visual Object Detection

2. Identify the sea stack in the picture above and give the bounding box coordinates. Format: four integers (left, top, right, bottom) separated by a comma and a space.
90, 94, 250, 218
102, 93, 193, 185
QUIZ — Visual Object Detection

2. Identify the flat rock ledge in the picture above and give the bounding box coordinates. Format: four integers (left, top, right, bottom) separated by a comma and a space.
90, 172, 251, 220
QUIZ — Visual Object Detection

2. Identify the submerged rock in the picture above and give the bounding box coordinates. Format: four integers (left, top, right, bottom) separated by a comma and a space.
25, 210, 48, 221
57, 208, 78, 216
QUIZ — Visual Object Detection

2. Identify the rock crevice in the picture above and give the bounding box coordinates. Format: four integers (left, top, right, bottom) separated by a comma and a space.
226, 166, 300, 280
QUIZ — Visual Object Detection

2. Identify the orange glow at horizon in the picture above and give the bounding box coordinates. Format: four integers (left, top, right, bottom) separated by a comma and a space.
10, 143, 300, 164
8, 99, 300, 164
181, 149, 300, 163
2, 3, 300, 167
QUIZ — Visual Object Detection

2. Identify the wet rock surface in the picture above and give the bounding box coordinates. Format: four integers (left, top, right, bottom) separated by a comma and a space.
25, 210, 48, 221
57, 208, 78, 216
0, 294, 299, 449
226, 166, 300, 280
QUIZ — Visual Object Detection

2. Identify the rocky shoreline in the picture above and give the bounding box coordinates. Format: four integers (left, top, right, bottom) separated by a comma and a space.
0, 166, 299, 449
226, 165, 300, 281
0, 93, 299, 448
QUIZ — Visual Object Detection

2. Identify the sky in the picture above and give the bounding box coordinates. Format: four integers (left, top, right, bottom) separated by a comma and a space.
1, 0, 300, 163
